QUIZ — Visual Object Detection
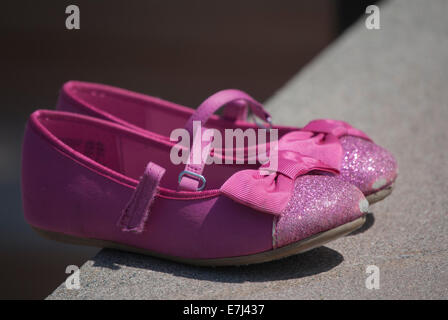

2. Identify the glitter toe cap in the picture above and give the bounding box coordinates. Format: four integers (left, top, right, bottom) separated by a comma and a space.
274, 175, 367, 248
339, 136, 398, 195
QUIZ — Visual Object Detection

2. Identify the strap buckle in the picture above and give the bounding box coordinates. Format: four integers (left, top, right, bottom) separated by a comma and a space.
249, 111, 273, 129
178, 170, 206, 191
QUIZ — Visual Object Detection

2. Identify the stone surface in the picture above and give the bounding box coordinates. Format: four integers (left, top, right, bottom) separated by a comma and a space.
48, 0, 448, 299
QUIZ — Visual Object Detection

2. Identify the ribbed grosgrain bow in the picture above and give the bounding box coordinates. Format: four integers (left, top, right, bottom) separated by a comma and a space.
220, 131, 339, 215
220, 121, 371, 215
303, 119, 371, 142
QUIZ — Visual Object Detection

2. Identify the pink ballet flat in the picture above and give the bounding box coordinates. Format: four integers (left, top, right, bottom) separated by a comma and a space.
57, 81, 398, 203
22, 110, 367, 266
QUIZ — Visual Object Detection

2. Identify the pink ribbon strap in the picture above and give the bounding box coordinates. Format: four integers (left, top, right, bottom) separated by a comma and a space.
220, 132, 339, 215
184, 89, 272, 138
178, 126, 214, 191
118, 162, 165, 233
221, 99, 249, 122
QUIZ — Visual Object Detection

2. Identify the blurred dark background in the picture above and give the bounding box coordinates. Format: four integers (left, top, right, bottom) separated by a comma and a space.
0, 0, 379, 299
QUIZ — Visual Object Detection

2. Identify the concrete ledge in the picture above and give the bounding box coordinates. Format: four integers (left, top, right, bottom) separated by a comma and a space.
48, 0, 448, 299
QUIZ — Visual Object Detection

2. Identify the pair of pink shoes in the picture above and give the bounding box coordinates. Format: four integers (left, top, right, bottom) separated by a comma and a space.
22, 81, 397, 266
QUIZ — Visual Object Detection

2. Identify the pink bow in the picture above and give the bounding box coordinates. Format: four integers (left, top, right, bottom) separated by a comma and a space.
302, 119, 372, 170
220, 120, 371, 215
303, 119, 371, 141
220, 131, 339, 215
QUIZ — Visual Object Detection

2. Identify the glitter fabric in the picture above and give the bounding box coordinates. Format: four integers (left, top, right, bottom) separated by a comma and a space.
339, 136, 398, 195
274, 175, 367, 248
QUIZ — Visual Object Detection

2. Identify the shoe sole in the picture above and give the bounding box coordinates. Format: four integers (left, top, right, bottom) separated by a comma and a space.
365, 183, 394, 205
32, 215, 365, 267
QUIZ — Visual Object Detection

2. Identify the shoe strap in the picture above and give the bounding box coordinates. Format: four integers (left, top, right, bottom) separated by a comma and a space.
184, 89, 272, 139
220, 99, 249, 121
118, 162, 165, 233
178, 124, 214, 191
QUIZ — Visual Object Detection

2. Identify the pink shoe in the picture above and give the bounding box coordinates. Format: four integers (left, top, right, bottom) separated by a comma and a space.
22, 110, 367, 266
56, 81, 398, 203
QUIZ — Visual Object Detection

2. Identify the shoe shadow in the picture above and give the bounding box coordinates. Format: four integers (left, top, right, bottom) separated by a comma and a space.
92, 246, 344, 283
347, 212, 375, 236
